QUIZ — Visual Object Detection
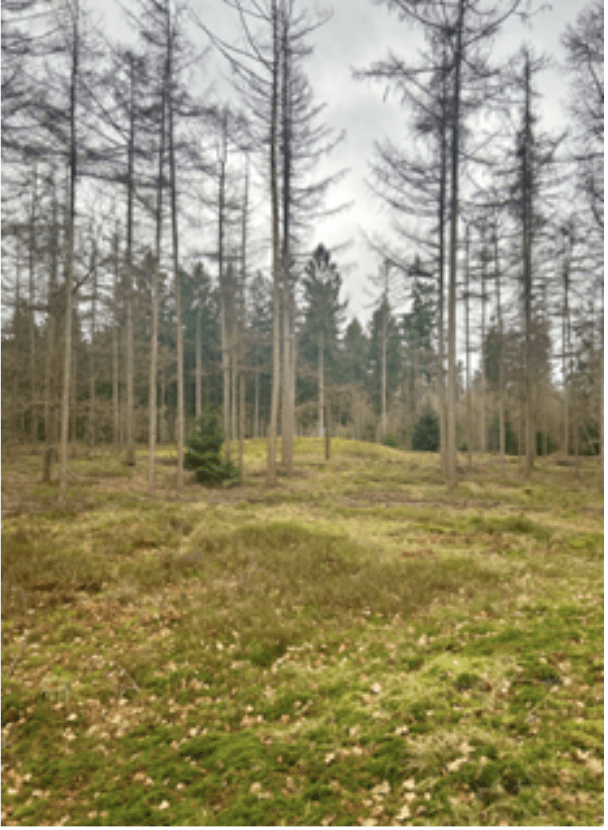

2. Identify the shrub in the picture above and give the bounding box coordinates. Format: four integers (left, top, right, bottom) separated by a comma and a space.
184, 411, 240, 485
381, 433, 399, 449
411, 409, 440, 451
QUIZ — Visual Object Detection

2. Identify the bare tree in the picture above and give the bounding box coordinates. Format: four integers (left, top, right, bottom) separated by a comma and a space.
57, 0, 80, 508
360, 0, 521, 488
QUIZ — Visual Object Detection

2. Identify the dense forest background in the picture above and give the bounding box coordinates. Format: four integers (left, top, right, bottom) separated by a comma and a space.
1, 0, 603, 499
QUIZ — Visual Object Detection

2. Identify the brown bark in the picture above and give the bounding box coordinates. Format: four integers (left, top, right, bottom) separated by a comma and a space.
58, 8, 79, 508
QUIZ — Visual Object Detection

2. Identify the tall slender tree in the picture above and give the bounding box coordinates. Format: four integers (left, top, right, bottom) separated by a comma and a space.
360, 0, 522, 487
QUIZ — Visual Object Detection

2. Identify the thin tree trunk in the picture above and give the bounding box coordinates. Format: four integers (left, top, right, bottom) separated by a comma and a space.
195, 310, 202, 419
238, 161, 249, 474
267, 0, 281, 483
493, 224, 505, 476
446, 0, 464, 491
438, 48, 448, 476
148, 63, 166, 492
522, 52, 535, 475
381, 294, 387, 440
231, 321, 237, 457
125, 53, 136, 467
167, 9, 184, 491
44, 186, 57, 450
218, 112, 230, 458
480, 224, 487, 454
562, 235, 571, 457
254, 369, 260, 439
28, 167, 38, 444
541, 279, 548, 457
280, 11, 294, 474
14, 251, 24, 443
58, 8, 79, 508
318, 330, 324, 436
599, 324, 603, 492
239, 370, 245, 474
160, 354, 167, 442
70, 347, 77, 455
88, 236, 97, 447
112, 225, 120, 445
465, 225, 471, 467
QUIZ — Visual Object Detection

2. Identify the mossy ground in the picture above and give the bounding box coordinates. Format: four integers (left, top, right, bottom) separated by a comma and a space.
1, 439, 603, 825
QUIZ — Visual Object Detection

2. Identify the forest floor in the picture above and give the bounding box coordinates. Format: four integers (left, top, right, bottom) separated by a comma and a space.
1, 438, 604, 826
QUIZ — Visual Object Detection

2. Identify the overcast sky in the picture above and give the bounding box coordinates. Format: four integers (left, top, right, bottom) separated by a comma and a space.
190, 0, 591, 325
103, 0, 591, 326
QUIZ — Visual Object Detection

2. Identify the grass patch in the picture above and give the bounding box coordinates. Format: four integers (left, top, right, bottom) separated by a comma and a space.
0, 439, 603, 826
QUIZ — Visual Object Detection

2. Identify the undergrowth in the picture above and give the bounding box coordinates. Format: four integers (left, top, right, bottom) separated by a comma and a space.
1, 440, 603, 826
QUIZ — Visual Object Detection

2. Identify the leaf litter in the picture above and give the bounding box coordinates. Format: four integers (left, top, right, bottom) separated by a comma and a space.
1, 442, 603, 826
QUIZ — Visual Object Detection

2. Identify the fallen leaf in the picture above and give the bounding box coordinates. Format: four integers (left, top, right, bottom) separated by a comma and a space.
402, 778, 416, 791
585, 756, 603, 777
446, 757, 467, 773
395, 804, 411, 821
371, 781, 391, 798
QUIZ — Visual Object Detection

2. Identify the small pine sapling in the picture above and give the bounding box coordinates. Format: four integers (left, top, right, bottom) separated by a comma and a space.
184, 411, 240, 485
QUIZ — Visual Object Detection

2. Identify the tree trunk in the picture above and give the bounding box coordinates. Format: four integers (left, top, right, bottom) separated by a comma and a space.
148, 63, 166, 492
195, 310, 202, 419
280, 12, 294, 474
522, 52, 535, 476
465, 225, 471, 467
231, 320, 237, 458
58, 8, 79, 508
254, 369, 260, 439
381, 294, 387, 440
167, 10, 184, 491
599, 325, 603, 492
562, 236, 571, 457
28, 168, 38, 444
480, 224, 487, 454
218, 115, 230, 456
88, 236, 97, 448
267, 0, 281, 483
239, 369, 245, 474
124, 53, 136, 467
493, 224, 505, 476
45, 171, 58, 450
438, 47, 448, 476
446, 0, 464, 491
318, 330, 324, 436
112, 225, 120, 445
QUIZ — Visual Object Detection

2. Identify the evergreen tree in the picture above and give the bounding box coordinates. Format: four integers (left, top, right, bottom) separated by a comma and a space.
299, 244, 346, 435
184, 410, 239, 485
340, 318, 369, 388
366, 297, 402, 419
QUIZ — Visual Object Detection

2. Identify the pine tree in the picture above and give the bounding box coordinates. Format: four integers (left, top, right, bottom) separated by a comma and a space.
184, 411, 239, 485
299, 244, 346, 436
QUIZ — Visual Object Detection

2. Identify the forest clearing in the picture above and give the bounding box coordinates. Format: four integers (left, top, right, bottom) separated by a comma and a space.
1, 438, 603, 826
